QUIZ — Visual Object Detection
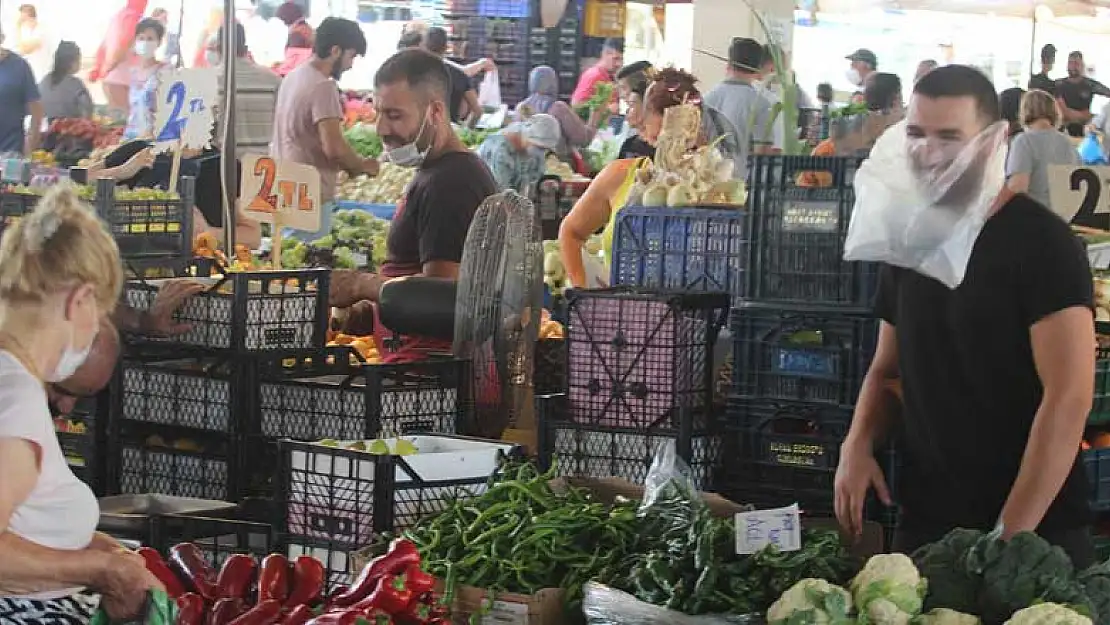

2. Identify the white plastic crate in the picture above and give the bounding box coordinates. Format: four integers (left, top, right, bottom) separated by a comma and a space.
283, 435, 517, 546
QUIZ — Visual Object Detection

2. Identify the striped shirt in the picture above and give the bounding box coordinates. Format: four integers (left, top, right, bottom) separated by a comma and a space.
214, 58, 281, 157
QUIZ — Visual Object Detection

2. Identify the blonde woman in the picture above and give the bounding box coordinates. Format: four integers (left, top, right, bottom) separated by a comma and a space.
0, 185, 162, 623
1006, 88, 1079, 208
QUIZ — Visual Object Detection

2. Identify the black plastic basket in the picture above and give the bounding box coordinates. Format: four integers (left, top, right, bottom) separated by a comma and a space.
537, 394, 723, 490
146, 514, 274, 568
95, 177, 196, 260
257, 353, 468, 441
114, 357, 250, 433
534, 339, 567, 395
1086, 447, 1110, 511
1092, 345, 1110, 425
109, 420, 244, 501
0, 190, 36, 239
730, 398, 853, 471
123, 269, 331, 353
747, 155, 879, 308
730, 302, 878, 408
277, 435, 519, 548
564, 287, 729, 431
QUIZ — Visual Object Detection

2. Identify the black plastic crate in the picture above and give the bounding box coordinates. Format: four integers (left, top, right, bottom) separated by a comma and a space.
257, 354, 468, 441
1092, 345, 1110, 425
729, 398, 853, 471
0, 190, 36, 240
123, 269, 330, 353
534, 339, 567, 395
94, 177, 196, 260
277, 435, 519, 548
115, 357, 250, 433
730, 302, 878, 408
1086, 447, 1110, 511
148, 514, 275, 568
537, 400, 724, 491
564, 287, 729, 431
747, 155, 879, 308
109, 420, 243, 500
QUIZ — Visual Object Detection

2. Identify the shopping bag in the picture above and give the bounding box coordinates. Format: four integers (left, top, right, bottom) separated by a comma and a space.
478, 69, 502, 109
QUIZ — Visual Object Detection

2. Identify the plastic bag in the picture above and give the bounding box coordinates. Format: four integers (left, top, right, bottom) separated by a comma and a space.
583, 582, 762, 625
1079, 132, 1107, 165
478, 68, 502, 109
89, 589, 177, 625
843, 120, 1009, 289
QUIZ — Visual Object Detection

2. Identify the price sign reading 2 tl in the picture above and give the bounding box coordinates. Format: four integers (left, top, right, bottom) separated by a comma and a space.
239, 154, 322, 233
247, 157, 316, 214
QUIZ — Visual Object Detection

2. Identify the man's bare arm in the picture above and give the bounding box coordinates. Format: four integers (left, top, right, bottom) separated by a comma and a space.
330, 261, 460, 307
998, 306, 1094, 536
842, 321, 901, 453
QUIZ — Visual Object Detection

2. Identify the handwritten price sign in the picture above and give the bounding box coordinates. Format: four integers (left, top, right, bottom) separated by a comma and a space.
239, 154, 322, 232
153, 67, 218, 152
734, 504, 802, 555
1048, 164, 1110, 227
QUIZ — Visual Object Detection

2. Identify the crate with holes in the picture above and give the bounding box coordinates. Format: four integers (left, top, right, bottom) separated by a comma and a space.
729, 302, 878, 408
93, 177, 196, 260
564, 287, 729, 430
114, 357, 251, 433
747, 155, 878, 308
123, 268, 330, 353
110, 419, 248, 501
277, 435, 517, 584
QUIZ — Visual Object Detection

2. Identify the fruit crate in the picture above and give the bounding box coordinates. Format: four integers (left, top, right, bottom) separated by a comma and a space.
747, 155, 879, 308
609, 207, 750, 302
94, 177, 196, 261
729, 302, 878, 408
1091, 344, 1110, 425
537, 394, 723, 490
565, 287, 729, 430
277, 435, 519, 548
124, 269, 330, 353
113, 357, 251, 434
257, 354, 469, 441
54, 391, 107, 493
0, 188, 36, 240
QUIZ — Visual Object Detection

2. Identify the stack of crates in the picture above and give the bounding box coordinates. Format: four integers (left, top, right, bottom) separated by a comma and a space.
722, 155, 895, 532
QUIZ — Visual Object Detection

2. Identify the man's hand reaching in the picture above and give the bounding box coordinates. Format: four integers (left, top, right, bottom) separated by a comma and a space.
142, 279, 205, 336
330, 270, 379, 307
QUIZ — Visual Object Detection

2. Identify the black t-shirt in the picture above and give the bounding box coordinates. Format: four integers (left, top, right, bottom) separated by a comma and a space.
1057, 77, 1108, 136
1028, 72, 1056, 96
618, 135, 655, 160
382, 150, 497, 277
444, 63, 471, 123
876, 194, 1093, 534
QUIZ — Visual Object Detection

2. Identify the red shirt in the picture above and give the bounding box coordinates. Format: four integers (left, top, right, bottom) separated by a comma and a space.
571, 65, 615, 107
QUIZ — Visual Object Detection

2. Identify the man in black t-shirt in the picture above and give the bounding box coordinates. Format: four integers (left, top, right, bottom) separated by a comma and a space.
423, 27, 480, 127
328, 49, 496, 311
1056, 51, 1110, 137
1028, 44, 1056, 96
835, 65, 1098, 567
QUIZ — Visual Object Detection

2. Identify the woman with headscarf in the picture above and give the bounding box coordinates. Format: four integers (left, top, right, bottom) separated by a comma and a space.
515, 66, 602, 158
274, 1, 314, 77
89, 0, 148, 112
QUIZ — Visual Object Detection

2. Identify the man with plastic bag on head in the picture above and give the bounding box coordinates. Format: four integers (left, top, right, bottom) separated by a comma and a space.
836, 65, 1097, 567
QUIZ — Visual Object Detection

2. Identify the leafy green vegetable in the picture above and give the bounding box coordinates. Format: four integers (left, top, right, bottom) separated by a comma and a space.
913, 528, 984, 613
456, 127, 492, 149
344, 123, 383, 159
575, 82, 614, 122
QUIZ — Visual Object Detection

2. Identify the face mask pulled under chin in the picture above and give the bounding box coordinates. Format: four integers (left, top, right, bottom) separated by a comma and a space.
385, 112, 431, 168
843, 120, 1009, 289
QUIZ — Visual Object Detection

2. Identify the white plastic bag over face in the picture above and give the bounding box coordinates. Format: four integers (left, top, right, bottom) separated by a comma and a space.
843, 120, 1009, 288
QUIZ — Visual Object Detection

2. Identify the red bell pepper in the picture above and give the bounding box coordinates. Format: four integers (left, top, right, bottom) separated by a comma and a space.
349, 575, 413, 616
393, 600, 432, 625
257, 554, 291, 604
215, 554, 257, 601
227, 599, 282, 625
169, 543, 218, 600
280, 605, 315, 625
305, 611, 366, 625
330, 540, 420, 607
174, 592, 205, 625
137, 547, 187, 598
285, 555, 326, 607
400, 565, 435, 598
207, 598, 246, 625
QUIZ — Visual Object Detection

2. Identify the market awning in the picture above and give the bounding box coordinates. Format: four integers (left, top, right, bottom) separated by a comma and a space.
804, 0, 1109, 17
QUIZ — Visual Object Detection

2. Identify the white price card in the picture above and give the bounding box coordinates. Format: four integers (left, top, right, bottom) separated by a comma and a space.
735, 504, 802, 555
239, 154, 322, 232
1048, 164, 1110, 226
152, 67, 219, 152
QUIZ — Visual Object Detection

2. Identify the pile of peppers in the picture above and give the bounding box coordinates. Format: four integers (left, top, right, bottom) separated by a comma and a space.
140, 539, 446, 625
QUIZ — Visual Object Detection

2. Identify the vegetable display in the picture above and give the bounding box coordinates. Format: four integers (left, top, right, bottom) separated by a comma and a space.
139, 541, 447, 625
343, 124, 383, 160
542, 238, 603, 297
337, 164, 415, 205
280, 210, 390, 271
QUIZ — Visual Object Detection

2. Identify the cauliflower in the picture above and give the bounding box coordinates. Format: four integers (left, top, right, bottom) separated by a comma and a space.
851, 554, 928, 625
768, 578, 853, 625
917, 608, 981, 625
1004, 603, 1092, 625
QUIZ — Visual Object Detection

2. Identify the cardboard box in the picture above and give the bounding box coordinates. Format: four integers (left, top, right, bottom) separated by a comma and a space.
447, 586, 565, 625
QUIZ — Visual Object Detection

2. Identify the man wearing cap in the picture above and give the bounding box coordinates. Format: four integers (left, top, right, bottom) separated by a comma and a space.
846, 48, 877, 94
704, 37, 778, 180
1029, 44, 1057, 96
476, 113, 560, 194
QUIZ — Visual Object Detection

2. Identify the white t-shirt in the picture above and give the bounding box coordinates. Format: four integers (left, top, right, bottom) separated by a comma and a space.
0, 350, 99, 554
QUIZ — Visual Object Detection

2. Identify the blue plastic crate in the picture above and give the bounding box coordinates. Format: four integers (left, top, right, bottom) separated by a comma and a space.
609, 206, 750, 302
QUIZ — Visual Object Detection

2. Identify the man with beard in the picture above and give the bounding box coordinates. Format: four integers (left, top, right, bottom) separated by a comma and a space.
834, 65, 1097, 566
1055, 50, 1110, 137
271, 17, 379, 240
327, 50, 497, 353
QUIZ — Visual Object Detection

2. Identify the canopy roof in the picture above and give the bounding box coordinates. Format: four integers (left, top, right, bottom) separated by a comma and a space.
805, 0, 1108, 18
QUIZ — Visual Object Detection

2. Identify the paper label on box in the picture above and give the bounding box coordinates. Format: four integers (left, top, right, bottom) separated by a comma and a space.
735, 504, 802, 555
480, 600, 530, 624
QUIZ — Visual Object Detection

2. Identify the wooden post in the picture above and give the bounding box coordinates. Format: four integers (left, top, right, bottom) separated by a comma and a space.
271, 215, 283, 269
168, 140, 184, 194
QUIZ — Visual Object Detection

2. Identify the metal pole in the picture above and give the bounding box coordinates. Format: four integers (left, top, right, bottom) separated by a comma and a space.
221, 0, 236, 253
